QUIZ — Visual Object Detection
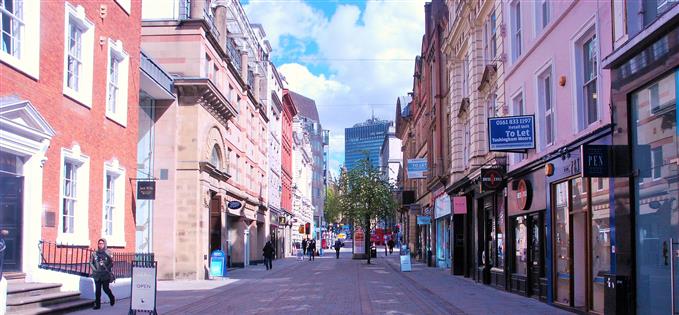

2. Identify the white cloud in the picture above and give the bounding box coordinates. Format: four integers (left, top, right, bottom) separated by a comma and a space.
243, 0, 326, 57
245, 0, 425, 175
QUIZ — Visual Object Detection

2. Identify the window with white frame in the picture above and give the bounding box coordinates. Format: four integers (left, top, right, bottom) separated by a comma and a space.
487, 93, 496, 119
62, 161, 77, 234
430, 62, 436, 107
1, 0, 39, 78
512, 92, 527, 163
58, 146, 90, 245
535, 0, 550, 34
205, 53, 211, 79
651, 147, 663, 179
511, 1, 522, 62
538, 68, 555, 147
106, 39, 129, 126
578, 32, 598, 130
462, 54, 469, 98
250, 165, 255, 190
234, 154, 240, 183
463, 117, 471, 168
62, 3, 94, 106
102, 161, 125, 246
649, 83, 661, 113
104, 174, 114, 235
484, 10, 497, 61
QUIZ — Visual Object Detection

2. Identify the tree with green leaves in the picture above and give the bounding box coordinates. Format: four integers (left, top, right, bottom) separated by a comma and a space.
337, 158, 397, 264
323, 181, 342, 225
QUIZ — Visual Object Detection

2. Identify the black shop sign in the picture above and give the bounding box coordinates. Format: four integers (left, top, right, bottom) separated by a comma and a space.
581, 145, 633, 178
137, 181, 156, 200
481, 168, 504, 191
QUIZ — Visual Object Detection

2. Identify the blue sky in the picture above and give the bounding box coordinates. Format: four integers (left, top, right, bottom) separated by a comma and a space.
243, 0, 425, 177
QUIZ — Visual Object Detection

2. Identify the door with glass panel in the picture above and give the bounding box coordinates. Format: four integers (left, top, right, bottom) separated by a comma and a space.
631, 69, 679, 315
528, 213, 544, 299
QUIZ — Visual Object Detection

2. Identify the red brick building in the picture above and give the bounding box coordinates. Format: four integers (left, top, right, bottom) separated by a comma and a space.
0, 0, 140, 287
281, 89, 297, 254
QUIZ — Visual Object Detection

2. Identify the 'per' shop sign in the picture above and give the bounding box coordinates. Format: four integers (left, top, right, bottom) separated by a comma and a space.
488, 115, 535, 151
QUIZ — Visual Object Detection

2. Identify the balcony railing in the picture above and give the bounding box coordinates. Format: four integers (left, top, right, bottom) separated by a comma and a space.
204, 8, 220, 39
38, 240, 154, 279
247, 70, 255, 89
226, 38, 242, 73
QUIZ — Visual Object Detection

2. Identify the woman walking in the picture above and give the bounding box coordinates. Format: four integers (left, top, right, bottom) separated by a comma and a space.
90, 238, 115, 309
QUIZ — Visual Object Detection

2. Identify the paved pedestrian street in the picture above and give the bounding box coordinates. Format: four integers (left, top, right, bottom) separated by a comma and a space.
72, 243, 571, 315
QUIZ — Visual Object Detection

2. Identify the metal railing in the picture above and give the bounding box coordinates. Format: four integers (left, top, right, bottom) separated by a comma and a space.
247, 70, 255, 89
226, 38, 242, 73
38, 240, 154, 279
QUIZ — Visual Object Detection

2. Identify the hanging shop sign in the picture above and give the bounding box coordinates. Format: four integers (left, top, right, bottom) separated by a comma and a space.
407, 158, 428, 179
453, 196, 467, 214
515, 179, 533, 211
434, 194, 451, 219
480, 168, 504, 191
137, 181, 156, 200
278, 216, 287, 225
488, 115, 535, 152
422, 207, 432, 216
416, 216, 431, 225
581, 145, 612, 177
227, 200, 242, 209
581, 144, 636, 178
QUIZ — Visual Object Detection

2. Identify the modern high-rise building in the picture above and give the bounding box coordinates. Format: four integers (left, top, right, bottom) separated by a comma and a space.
344, 118, 393, 171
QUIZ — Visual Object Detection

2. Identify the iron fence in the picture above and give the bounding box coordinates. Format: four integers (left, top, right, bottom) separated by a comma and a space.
38, 240, 154, 279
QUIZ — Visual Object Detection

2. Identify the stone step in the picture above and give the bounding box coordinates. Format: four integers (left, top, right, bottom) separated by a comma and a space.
4, 272, 27, 283
7, 283, 62, 297
8, 299, 94, 315
6, 291, 81, 312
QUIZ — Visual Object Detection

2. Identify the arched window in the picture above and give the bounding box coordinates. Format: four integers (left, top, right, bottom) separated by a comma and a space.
210, 145, 221, 168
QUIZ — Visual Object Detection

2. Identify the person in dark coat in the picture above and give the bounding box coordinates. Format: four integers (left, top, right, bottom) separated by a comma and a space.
308, 239, 316, 261
263, 241, 274, 270
333, 239, 342, 259
90, 238, 115, 310
302, 238, 308, 256
388, 238, 395, 255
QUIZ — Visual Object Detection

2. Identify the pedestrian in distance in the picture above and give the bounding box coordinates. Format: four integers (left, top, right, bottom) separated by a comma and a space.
302, 238, 308, 257
263, 241, 274, 270
388, 238, 395, 255
90, 238, 115, 310
334, 239, 342, 259
308, 239, 316, 261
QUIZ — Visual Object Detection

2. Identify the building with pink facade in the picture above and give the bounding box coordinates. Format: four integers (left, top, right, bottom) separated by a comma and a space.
501, 1, 613, 312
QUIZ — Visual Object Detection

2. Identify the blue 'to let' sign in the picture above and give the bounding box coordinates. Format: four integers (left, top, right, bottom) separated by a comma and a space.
488, 115, 535, 151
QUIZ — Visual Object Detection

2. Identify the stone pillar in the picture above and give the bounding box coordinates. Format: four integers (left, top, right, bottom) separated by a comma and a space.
254, 73, 262, 101
240, 52, 248, 82
213, 5, 227, 52
190, 0, 206, 19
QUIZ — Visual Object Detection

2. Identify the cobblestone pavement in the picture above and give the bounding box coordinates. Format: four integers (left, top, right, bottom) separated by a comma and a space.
74, 244, 572, 315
